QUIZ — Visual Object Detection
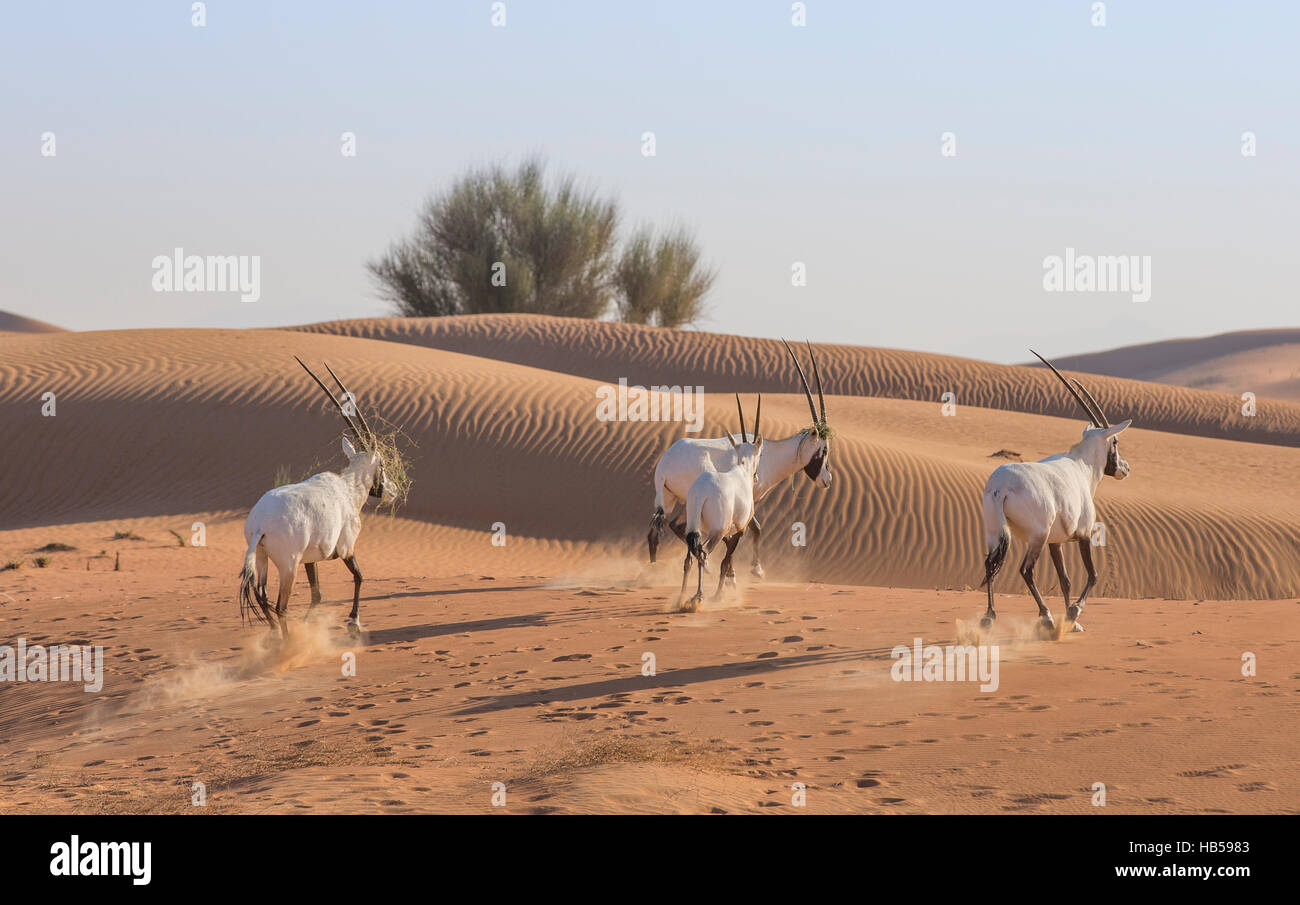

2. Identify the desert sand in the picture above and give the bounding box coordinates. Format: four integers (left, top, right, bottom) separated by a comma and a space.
0, 316, 1295, 813
1037, 328, 1300, 402
0, 311, 66, 335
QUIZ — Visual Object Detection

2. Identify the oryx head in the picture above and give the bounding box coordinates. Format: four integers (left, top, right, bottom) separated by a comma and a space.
727, 393, 764, 483
1031, 350, 1132, 481
782, 339, 833, 489
297, 357, 398, 503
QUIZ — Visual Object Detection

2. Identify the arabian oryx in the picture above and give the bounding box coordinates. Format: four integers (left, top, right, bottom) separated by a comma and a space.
649, 340, 833, 580
239, 358, 396, 639
677, 395, 764, 611
979, 352, 1132, 636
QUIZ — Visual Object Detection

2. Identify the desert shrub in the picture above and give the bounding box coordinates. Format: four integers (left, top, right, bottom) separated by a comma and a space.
370, 158, 714, 327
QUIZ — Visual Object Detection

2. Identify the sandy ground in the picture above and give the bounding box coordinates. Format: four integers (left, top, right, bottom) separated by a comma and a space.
1, 314, 1296, 814
0, 550, 1293, 814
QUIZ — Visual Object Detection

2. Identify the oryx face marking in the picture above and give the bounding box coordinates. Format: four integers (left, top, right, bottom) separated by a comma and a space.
1104, 437, 1130, 480
803, 439, 832, 488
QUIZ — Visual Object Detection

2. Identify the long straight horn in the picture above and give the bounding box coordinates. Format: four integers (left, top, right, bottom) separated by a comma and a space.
806, 340, 826, 423
734, 393, 747, 443
323, 361, 376, 442
753, 394, 761, 442
1029, 350, 1101, 428
1069, 377, 1110, 429
781, 338, 819, 425
294, 356, 365, 442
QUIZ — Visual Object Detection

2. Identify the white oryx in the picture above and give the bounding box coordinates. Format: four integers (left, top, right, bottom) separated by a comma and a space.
649, 340, 833, 579
239, 358, 395, 640
678, 396, 764, 611
979, 351, 1131, 636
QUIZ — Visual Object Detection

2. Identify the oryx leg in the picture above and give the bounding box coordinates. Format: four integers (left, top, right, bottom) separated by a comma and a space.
273, 558, 299, 641
1068, 536, 1098, 631
304, 562, 323, 615
982, 578, 996, 630
688, 533, 720, 611
1047, 543, 1070, 608
669, 509, 714, 574
979, 537, 1008, 630
1017, 539, 1054, 631
342, 554, 363, 636
747, 515, 764, 579
665, 503, 688, 544
715, 531, 744, 600
677, 547, 694, 609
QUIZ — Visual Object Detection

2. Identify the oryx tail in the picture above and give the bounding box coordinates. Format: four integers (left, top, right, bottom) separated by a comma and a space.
980, 489, 1010, 588
685, 529, 703, 561
647, 506, 667, 564
238, 532, 267, 625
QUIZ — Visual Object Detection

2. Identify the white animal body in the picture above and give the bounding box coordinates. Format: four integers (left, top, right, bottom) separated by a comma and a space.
238, 360, 394, 639
676, 397, 763, 611
648, 340, 832, 578
979, 352, 1132, 635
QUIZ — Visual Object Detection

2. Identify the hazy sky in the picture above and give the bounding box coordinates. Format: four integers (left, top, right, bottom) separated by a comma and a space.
4, 1, 1297, 362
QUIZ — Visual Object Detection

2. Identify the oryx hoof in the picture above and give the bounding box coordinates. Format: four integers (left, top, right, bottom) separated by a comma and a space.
1036, 615, 1056, 640
1070, 621, 1085, 633
684, 594, 702, 613
1065, 605, 1081, 622
979, 615, 995, 631
346, 619, 363, 638
750, 563, 765, 580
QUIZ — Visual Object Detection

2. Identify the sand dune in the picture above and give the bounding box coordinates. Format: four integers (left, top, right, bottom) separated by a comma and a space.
291, 315, 1300, 448
0, 310, 66, 334
3, 320, 1299, 600
1031, 328, 1300, 402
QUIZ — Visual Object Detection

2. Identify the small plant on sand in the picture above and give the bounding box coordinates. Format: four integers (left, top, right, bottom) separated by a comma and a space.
2, 559, 22, 572
167, 529, 186, 547
111, 529, 145, 541
34, 556, 51, 568
34, 542, 77, 553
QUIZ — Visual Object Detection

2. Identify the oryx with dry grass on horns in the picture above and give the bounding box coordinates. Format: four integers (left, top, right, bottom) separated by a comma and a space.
648, 340, 833, 580
239, 358, 396, 639
979, 352, 1132, 636
677, 395, 764, 611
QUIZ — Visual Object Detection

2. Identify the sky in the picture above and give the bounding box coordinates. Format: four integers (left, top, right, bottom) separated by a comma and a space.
3, 1, 1297, 362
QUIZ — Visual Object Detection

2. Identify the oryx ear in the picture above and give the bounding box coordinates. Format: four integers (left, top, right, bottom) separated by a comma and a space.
1102, 419, 1132, 439
341, 436, 358, 459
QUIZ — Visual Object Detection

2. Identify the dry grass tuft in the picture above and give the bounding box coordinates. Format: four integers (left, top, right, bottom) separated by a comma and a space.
367, 422, 415, 512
